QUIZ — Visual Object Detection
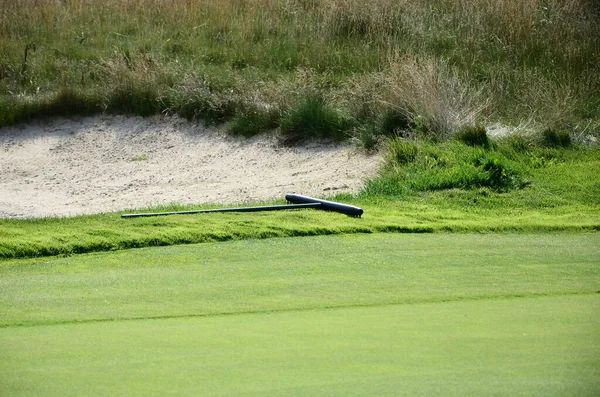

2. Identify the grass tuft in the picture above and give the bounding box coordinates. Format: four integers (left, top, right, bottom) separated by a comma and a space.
279, 96, 354, 144
228, 106, 279, 137
366, 139, 529, 195
379, 107, 415, 137
107, 81, 162, 117
456, 125, 491, 148
541, 128, 572, 148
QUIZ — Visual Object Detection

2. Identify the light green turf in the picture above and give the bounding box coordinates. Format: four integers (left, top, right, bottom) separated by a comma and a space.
1, 233, 599, 396
0, 233, 600, 396
1, 295, 599, 396
1, 233, 599, 327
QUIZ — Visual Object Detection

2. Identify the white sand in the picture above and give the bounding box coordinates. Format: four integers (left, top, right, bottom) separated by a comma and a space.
0, 115, 381, 218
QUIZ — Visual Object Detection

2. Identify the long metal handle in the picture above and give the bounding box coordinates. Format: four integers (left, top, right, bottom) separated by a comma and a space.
121, 203, 322, 218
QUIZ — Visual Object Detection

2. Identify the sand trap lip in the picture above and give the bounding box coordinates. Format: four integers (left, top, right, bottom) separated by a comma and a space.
0, 115, 381, 219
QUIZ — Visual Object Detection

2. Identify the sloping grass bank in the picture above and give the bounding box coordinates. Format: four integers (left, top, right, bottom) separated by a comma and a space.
1, 197, 598, 260
1, 142, 598, 259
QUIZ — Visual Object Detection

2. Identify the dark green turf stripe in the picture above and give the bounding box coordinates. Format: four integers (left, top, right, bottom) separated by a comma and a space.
3, 290, 598, 329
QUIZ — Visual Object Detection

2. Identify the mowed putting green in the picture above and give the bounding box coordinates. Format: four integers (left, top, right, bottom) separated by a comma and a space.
1, 233, 599, 396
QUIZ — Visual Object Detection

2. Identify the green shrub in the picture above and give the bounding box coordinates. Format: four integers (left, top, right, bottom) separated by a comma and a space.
456, 125, 491, 148
228, 107, 279, 137
279, 97, 353, 144
541, 128, 571, 148
386, 139, 418, 165
379, 108, 414, 136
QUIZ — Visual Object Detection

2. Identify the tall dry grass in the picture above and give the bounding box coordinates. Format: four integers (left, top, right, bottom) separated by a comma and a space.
0, 0, 598, 140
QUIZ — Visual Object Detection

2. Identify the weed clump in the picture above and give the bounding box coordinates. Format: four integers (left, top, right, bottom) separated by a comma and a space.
279, 97, 353, 144
541, 128, 571, 148
228, 107, 279, 137
379, 108, 414, 137
456, 125, 491, 148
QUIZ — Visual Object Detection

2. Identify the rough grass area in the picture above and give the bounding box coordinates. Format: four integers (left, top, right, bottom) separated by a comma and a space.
1, 0, 598, 142
1, 234, 599, 395
363, 138, 600, 197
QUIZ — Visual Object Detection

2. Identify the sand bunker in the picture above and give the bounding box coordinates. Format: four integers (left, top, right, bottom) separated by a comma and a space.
0, 115, 381, 218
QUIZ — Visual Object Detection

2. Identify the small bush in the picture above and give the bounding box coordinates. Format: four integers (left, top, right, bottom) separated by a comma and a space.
351, 124, 380, 151
473, 156, 526, 191
379, 108, 414, 136
228, 107, 279, 137
541, 128, 571, 148
279, 97, 353, 144
386, 139, 418, 165
456, 125, 490, 148
107, 81, 161, 117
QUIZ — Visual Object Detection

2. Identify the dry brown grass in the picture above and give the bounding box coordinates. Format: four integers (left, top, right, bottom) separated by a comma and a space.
0, 0, 598, 137
381, 54, 491, 138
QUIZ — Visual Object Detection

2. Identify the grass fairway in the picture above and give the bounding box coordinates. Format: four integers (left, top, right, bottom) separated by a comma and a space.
1, 233, 599, 396
1, 295, 599, 397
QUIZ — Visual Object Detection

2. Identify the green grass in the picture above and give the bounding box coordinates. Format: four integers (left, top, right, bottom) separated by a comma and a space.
279, 96, 354, 144
364, 137, 600, 200
1, 296, 598, 396
1, 233, 599, 395
1, 196, 598, 260
0, 4, 598, 392
227, 106, 279, 137
2, 233, 598, 327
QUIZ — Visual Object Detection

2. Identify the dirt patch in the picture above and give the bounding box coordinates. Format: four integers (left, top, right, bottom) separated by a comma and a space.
0, 115, 381, 218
